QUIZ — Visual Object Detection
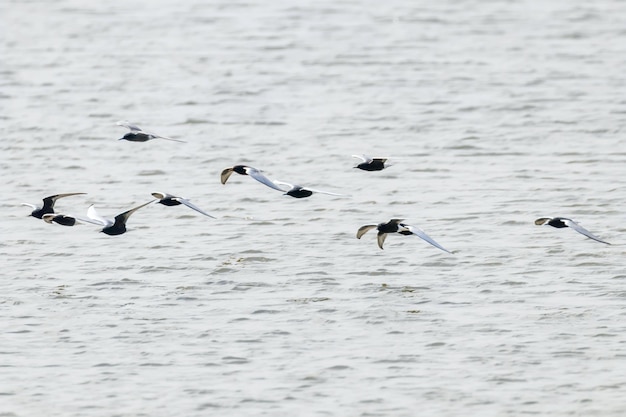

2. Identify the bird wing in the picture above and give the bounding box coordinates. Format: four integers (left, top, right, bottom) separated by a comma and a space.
151, 134, 186, 143
352, 154, 372, 163
42, 214, 58, 224
74, 215, 107, 226
21, 202, 38, 210
117, 120, 142, 132
302, 187, 346, 196
220, 168, 235, 184
43, 192, 86, 207
534, 217, 551, 226
174, 197, 216, 218
377, 233, 388, 249
404, 225, 453, 254
117, 121, 184, 142
246, 167, 285, 192
356, 225, 377, 239
151, 192, 171, 200
87, 204, 112, 226
563, 219, 611, 245
114, 200, 155, 225
273, 180, 296, 192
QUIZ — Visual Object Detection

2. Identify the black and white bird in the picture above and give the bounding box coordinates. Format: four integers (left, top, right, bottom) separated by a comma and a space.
22, 193, 86, 219
81, 201, 155, 236
151, 192, 215, 218
534, 217, 611, 245
220, 165, 284, 192
273, 181, 346, 199
357, 219, 452, 253
42, 214, 77, 226
352, 155, 390, 171
117, 120, 185, 143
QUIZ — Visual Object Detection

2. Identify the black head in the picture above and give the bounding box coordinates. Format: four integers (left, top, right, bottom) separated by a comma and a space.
30, 207, 49, 219
120, 133, 134, 141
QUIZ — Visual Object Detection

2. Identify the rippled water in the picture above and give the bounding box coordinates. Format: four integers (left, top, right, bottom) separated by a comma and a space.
2, 0, 626, 416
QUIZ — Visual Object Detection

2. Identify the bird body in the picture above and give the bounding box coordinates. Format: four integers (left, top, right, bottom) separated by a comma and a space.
220, 165, 284, 192
357, 219, 452, 253
42, 214, 77, 226
535, 217, 610, 245
22, 193, 86, 219
117, 121, 185, 143
83, 201, 154, 235
151, 192, 216, 218
273, 181, 345, 199
352, 155, 389, 171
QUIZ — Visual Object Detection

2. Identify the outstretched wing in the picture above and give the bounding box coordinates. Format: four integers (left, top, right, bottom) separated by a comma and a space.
564, 219, 611, 245
404, 225, 453, 254
303, 187, 346, 197
273, 180, 296, 192
356, 224, 377, 239
352, 154, 372, 163
534, 217, 551, 226
150, 133, 186, 143
220, 168, 235, 184
42, 192, 86, 210
377, 233, 388, 250
87, 205, 112, 226
246, 167, 285, 192
174, 197, 216, 218
114, 200, 155, 225
117, 120, 142, 132
151, 192, 172, 200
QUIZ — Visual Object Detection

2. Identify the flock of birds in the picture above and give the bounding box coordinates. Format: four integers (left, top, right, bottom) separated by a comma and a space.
22, 121, 613, 250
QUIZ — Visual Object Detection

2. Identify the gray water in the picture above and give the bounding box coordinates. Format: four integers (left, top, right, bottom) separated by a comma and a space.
2, 0, 626, 416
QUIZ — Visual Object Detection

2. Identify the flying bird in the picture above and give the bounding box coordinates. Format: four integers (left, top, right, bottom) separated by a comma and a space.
117, 120, 185, 143
357, 219, 452, 253
81, 201, 155, 235
220, 165, 284, 192
352, 155, 390, 171
42, 214, 77, 226
22, 193, 86, 219
534, 217, 611, 245
151, 192, 216, 218
273, 181, 346, 199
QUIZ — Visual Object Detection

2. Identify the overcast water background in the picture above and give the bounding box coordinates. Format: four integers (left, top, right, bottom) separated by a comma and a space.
2, 0, 626, 416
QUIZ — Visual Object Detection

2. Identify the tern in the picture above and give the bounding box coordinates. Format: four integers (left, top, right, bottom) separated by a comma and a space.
42, 214, 77, 226
352, 155, 390, 171
357, 219, 452, 253
117, 120, 185, 143
22, 193, 86, 219
273, 181, 346, 199
82, 201, 155, 235
220, 165, 284, 192
151, 192, 216, 218
534, 217, 611, 245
